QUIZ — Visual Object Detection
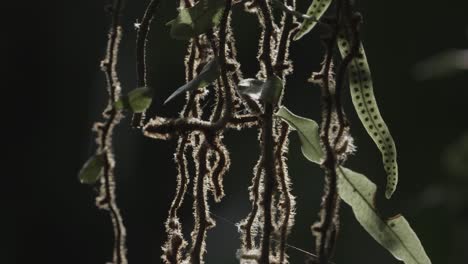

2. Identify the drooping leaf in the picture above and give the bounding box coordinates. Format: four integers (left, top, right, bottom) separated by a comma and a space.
238, 78, 264, 100
78, 153, 105, 184
164, 58, 220, 104
237, 76, 283, 105
167, 0, 226, 40
116, 87, 154, 113
275, 106, 324, 163
260, 75, 284, 105
293, 0, 332, 41
337, 167, 431, 264
337, 35, 399, 199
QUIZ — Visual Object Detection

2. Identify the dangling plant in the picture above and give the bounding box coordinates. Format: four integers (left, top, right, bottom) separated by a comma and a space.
79, 0, 432, 263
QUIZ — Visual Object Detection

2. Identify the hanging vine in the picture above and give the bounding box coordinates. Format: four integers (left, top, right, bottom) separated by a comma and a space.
79, 0, 432, 264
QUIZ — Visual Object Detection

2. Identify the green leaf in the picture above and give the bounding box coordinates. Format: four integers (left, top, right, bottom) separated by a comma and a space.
260, 75, 284, 105
115, 87, 153, 113
337, 35, 399, 199
128, 87, 153, 113
78, 154, 105, 184
337, 167, 431, 264
167, 0, 226, 40
164, 58, 220, 104
275, 106, 324, 163
293, 0, 332, 41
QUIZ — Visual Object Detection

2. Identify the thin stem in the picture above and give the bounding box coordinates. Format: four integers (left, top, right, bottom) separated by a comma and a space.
209, 140, 230, 202
316, 45, 340, 264
133, 0, 161, 128
242, 156, 264, 250
258, 0, 275, 77
275, 121, 294, 263
94, 0, 127, 263
312, 2, 347, 262
214, 0, 234, 127
162, 36, 201, 264
260, 104, 276, 264
274, 0, 296, 77
189, 142, 214, 264
255, 1, 279, 262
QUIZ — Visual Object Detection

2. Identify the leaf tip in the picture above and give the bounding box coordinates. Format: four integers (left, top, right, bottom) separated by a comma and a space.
292, 33, 302, 41
163, 93, 175, 105
385, 183, 397, 199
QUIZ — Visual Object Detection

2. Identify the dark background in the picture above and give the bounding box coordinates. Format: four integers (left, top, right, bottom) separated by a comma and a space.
6, 0, 468, 263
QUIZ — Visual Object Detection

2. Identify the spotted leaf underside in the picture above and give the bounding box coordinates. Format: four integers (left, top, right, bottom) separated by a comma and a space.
337, 35, 399, 199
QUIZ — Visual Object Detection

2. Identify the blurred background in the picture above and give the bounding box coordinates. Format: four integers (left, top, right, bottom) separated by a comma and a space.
6, 0, 468, 263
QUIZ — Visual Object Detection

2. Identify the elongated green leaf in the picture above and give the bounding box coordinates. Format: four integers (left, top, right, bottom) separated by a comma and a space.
167, 0, 225, 40
164, 58, 220, 104
78, 154, 105, 184
337, 35, 399, 199
337, 167, 431, 264
275, 106, 324, 163
116, 87, 154, 113
293, 0, 332, 41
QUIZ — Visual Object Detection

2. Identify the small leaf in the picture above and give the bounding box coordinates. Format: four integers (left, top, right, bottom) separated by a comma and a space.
78, 154, 105, 184
238, 78, 264, 100
337, 167, 432, 264
337, 35, 399, 199
260, 75, 283, 105
293, 0, 332, 41
275, 106, 324, 163
115, 87, 153, 113
168, 0, 226, 40
128, 87, 153, 113
164, 58, 220, 104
